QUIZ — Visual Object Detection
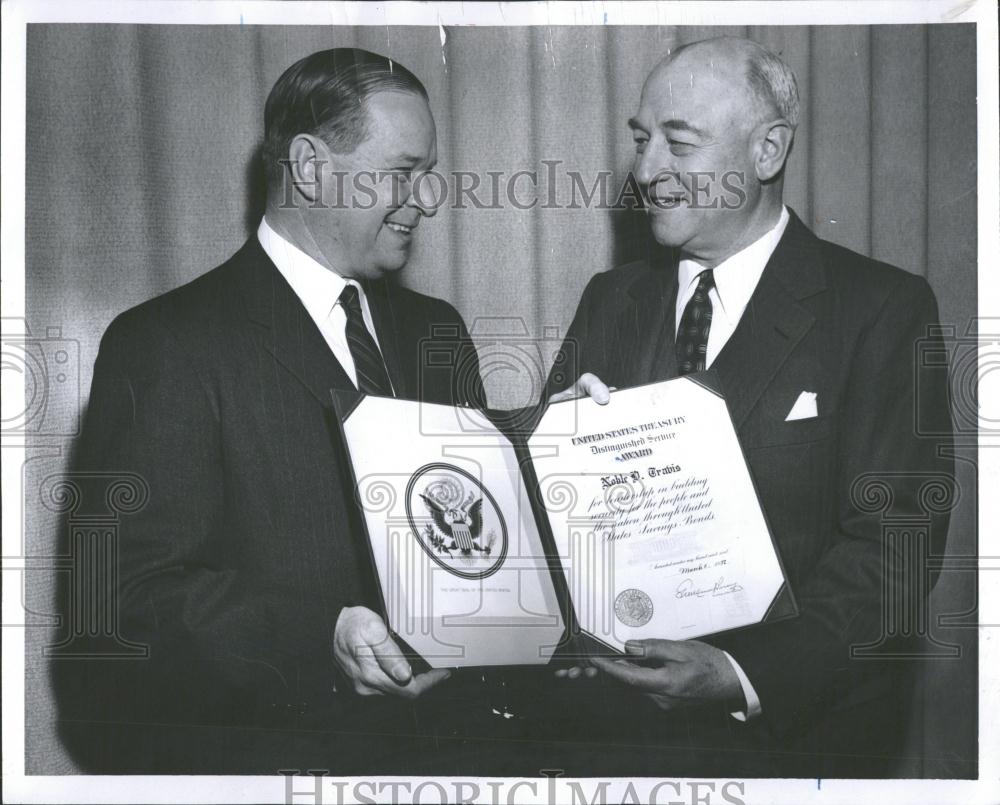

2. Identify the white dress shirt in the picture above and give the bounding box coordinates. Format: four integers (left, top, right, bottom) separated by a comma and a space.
675, 206, 790, 365
674, 206, 790, 721
257, 217, 390, 391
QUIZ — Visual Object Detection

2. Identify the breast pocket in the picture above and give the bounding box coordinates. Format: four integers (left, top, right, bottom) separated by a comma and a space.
742, 413, 834, 449
744, 415, 836, 579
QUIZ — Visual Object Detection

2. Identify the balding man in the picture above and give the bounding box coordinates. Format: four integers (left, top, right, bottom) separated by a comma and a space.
548, 37, 953, 776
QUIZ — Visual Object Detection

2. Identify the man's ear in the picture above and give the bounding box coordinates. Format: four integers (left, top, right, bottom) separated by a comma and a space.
753, 120, 794, 183
286, 134, 327, 204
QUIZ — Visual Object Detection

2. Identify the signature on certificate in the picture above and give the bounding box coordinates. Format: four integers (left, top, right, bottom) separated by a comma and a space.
675, 576, 745, 599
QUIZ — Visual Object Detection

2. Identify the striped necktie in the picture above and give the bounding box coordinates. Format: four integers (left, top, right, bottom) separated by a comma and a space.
339, 284, 393, 396
675, 268, 715, 376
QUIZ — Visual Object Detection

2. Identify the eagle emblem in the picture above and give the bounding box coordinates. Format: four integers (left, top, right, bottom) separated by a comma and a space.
405, 463, 508, 579
420, 490, 490, 556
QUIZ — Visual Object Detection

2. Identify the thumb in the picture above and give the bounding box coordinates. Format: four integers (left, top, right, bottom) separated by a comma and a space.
548, 373, 612, 405
369, 633, 413, 684
625, 639, 672, 662
577, 373, 611, 404
624, 641, 648, 658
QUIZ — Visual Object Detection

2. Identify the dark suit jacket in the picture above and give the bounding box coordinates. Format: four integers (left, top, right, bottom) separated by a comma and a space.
58, 237, 497, 773
544, 210, 954, 776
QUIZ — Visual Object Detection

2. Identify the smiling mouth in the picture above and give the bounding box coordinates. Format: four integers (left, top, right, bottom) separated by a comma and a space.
385, 221, 416, 235
649, 196, 687, 210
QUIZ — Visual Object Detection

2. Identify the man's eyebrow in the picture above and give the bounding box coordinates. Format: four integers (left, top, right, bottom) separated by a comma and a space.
627, 117, 646, 132
660, 119, 708, 139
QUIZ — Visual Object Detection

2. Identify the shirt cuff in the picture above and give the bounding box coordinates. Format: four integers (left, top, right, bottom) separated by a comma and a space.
722, 650, 762, 721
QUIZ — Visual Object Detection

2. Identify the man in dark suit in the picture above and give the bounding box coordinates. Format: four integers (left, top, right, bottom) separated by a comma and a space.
547, 37, 954, 777
58, 48, 500, 774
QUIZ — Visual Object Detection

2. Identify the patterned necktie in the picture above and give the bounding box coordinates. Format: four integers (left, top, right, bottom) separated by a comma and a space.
675, 268, 715, 376
339, 284, 393, 396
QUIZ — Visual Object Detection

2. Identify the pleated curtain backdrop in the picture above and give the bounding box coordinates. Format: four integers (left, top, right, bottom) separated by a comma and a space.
24, 23, 977, 775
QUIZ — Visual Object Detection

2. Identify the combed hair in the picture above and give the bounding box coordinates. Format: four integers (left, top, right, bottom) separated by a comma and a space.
745, 45, 800, 130
665, 38, 800, 130
262, 48, 428, 188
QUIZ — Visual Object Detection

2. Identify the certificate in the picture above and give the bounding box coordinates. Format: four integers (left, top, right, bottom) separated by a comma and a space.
527, 373, 796, 652
332, 390, 566, 668
332, 372, 795, 668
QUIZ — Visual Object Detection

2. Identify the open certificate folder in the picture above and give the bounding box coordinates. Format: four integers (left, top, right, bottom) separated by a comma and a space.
332, 372, 796, 668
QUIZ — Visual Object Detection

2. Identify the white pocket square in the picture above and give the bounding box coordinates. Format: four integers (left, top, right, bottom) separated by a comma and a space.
785, 391, 818, 421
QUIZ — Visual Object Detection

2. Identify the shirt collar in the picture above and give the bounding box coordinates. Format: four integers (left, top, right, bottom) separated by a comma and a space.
257, 216, 360, 321
677, 206, 790, 318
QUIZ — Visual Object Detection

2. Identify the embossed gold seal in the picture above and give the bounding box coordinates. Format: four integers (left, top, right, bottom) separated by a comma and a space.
614, 588, 654, 627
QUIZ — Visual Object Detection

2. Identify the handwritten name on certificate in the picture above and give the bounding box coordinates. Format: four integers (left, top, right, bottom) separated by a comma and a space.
528, 376, 789, 651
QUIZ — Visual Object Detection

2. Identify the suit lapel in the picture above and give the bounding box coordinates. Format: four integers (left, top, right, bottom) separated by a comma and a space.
620, 259, 679, 385
711, 211, 827, 429
237, 238, 355, 405
650, 262, 680, 382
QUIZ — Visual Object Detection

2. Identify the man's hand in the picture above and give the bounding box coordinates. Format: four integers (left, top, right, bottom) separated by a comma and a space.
582, 639, 743, 711
548, 372, 612, 405
554, 665, 598, 680
333, 606, 450, 698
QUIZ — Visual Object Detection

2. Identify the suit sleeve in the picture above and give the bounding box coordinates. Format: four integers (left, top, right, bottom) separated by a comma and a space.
713, 274, 954, 737
544, 272, 617, 399
450, 304, 489, 409
75, 311, 333, 724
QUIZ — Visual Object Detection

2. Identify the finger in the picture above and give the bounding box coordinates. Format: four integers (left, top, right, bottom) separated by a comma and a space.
554, 664, 593, 679
577, 373, 611, 404
367, 668, 451, 699
353, 679, 385, 696
555, 666, 583, 679
397, 668, 452, 698
625, 639, 676, 663
339, 606, 397, 669
548, 378, 586, 404
354, 651, 410, 693
590, 655, 665, 692
366, 634, 413, 684
548, 373, 611, 405
354, 643, 413, 690
625, 641, 648, 657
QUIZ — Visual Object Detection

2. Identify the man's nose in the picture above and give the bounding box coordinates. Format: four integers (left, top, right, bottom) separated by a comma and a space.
406, 171, 442, 218
634, 141, 672, 192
